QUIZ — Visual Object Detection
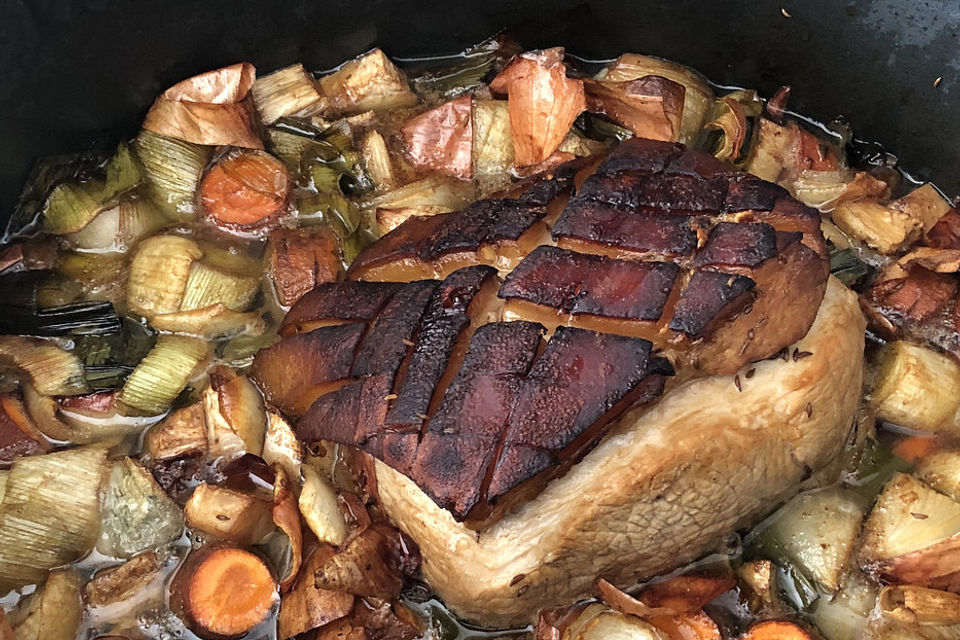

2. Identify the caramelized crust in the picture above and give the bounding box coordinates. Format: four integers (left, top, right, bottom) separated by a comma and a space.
261, 137, 830, 522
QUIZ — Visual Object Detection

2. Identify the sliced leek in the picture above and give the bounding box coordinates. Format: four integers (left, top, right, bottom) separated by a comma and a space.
870, 341, 960, 434
117, 335, 210, 415
319, 48, 418, 115
359, 129, 396, 191
180, 262, 259, 312
473, 99, 514, 177
98, 457, 184, 558
41, 180, 105, 235
252, 63, 325, 125
134, 129, 212, 220
0, 446, 108, 590
0, 335, 88, 395
102, 141, 144, 203
127, 234, 203, 318
151, 304, 266, 340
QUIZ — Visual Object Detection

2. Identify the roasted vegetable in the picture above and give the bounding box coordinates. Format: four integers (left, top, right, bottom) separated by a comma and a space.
262, 411, 301, 484
6, 570, 82, 640
206, 367, 267, 457
860, 473, 960, 591
184, 483, 275, 544
65, 196, 167, 253
359, 128, 396, 191
265, 226, 342, 306
271, 465, 303, 591
832, 199, 922, 254
0, 335, 89, 395
277, 544, 354, 638
300, 464, 348, 546
870, 341, 960, 435
583, 75, 684, 142
318, 48, 418, 115
490, 48, 586, 166
252, 63, 325, 125
127, 234, 204, 317
598, 53, 715, 144
84, 551, 163, 607
472, 98, 514, 179
199, 149, 292, 230
0, 446, 107, 589
143, 63, 262, 149
117, 335, 210, 415
41, 180, 105, 235
98, 457, 184, 558
133, 130, 213, 220
755, 487, 867, 592
143, 401, 207, 461
174, 544, 279, 639
401, 95, 474, 179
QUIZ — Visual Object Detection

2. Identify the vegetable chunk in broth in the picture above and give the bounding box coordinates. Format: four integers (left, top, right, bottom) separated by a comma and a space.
0, 34, 958, 640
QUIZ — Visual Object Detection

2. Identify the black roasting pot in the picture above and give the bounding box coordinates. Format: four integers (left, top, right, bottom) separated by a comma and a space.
0, 0, 958, 224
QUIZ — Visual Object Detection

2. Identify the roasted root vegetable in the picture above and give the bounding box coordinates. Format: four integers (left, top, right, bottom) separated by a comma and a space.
150, 304, 266, 340
5, 570, 82, 640
265, 226, 342, 306
870, 341, 960, 435
0, 446, 107, 589
401, 94, 474, 179
184, 483, 275, 545
143, 401, 207, 461
84, 551, 162, 607
299, 464, 348, 546
359, 129, 396, 190
0, 335, 88, 396
277, 544, 355, 638
175, 544, 279, 639
744, 118, 840, 185
117, 335, 210, 415
252, 63, 325, 125
127, 234, 205, 317
831, 199, 922, 254
199, 149, 292, 230
206, 366, 267, 456
271, 465, 303, 590
879, 584, 960, 626
319, 48, 418, 115
891, 183, 955, 235
740, 620, 813, 639
472, 98, 514, 177
491, 48, 586, 166
262, 410, 302, 483
792, 170, 890, 212
860, 472, 960, 591
917, 449, 960, 502
98, 457, 184, 558
143, 63, 262, 149
312, 522, 419, 600
557, 603, 667, 640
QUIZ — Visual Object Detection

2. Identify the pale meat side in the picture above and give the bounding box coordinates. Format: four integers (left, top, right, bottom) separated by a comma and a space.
375, 277, 865, 627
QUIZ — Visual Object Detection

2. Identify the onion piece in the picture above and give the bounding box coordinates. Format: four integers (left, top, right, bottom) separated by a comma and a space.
262, 411, 302, 489
207, 366, 266, 457
891, 183, 954, 235
299, 465, 348, 546
0, 446, 107, 589
490, 47, 586, 166
860, 472, 960, 590
401, 95, 474, 180
0, 335, 88, 396
583, 75, 684, 142
6, 570, 82, 640
143, 63, 262, 149
832, 199, 922, 255
271, 465, 303, 591
598, 54, 714, 144
365, 174, 475, 213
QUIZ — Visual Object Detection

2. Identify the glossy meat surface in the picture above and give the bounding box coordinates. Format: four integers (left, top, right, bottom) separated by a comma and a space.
260, 137, 830, 522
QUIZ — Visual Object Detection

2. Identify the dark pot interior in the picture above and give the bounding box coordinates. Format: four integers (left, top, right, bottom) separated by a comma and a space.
1, 0, 958, 220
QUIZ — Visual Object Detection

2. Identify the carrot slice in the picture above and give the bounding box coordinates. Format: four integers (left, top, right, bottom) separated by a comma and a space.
181, 546, 278, 638
200, 150, 291, 229
740, 620, 813, 640
892, 434, 938, 463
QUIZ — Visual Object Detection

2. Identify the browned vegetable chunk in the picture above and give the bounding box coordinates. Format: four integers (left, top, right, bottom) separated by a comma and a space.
250, 323, 364, 414
266, 227, 342, 307
583, 75, 685, 141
